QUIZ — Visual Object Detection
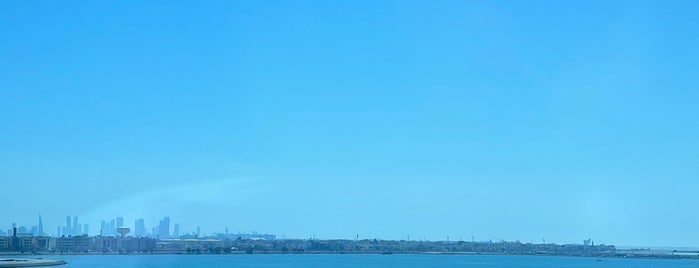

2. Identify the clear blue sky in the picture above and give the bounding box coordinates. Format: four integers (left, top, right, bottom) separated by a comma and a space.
1, 1, 697, 247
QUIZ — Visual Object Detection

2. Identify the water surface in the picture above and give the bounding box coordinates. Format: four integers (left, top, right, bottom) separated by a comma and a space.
12, 254, 699, 268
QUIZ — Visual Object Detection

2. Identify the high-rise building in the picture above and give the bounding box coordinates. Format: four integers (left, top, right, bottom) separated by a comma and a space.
157, 217, 170, 238
173, 224, 180, 237
83, 224, 89, 235
72, 216, 81, 235
99, 218, 124, 236
109, 219, 116, 235
37, 214, 45, 236
65, 216, 72, 236
116, 217, 124, 227
134, 219, 146, 237
100, 220, 106, 236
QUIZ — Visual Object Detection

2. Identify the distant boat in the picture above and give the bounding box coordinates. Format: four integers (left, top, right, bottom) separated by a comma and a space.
596, 259, 603, 262
0, 258, 67, 267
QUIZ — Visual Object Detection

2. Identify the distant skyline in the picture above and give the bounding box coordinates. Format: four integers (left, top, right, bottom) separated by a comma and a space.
3, 214, 223, 238
1, 1, 698, 247
0, 213, 636, 246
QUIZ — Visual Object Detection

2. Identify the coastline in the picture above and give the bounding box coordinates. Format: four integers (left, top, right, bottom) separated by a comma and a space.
2, 235, 696, 260
2, 251, 697, 260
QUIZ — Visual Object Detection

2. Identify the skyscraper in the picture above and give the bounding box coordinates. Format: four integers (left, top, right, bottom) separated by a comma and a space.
72, 216, 80, 235
116, 217, 124, 228
100, 220, 106, 236
157, 217, 170, 238
65, 216, 72, 236
134, 219, 146, 237
173, 223, 180, 238
37, 214, 45, 236
109, 219, 116, 235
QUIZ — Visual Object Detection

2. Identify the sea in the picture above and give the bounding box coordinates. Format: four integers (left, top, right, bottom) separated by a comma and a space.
6, 254, 699, 268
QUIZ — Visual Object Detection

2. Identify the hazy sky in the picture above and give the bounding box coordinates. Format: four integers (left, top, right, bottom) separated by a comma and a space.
1, 1, 698, 247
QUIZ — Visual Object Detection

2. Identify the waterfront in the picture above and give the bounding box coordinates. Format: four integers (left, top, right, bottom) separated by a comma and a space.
3, 254, 698, 268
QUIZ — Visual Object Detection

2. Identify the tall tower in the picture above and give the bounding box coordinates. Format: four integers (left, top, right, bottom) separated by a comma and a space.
72, 216, 80, 235
38, 214, 45, 236
65, 216, 72, 236
158, 217, 170, 238
134, 219, 146, 237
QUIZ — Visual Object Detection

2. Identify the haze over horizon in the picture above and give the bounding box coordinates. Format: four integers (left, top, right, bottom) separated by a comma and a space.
1, 1, 698, 248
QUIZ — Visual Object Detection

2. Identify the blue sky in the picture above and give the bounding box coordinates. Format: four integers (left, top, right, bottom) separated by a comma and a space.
1, 1, 698, 247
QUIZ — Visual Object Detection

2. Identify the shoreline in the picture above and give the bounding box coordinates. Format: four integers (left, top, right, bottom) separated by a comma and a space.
2, 251, 697, 260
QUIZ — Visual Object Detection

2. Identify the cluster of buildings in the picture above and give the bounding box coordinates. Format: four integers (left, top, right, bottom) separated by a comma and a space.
0, 222, 274, 254
0, 217, 47, 237
58, 216, 88, 237
1, 215, 194, 239
90, 216, 181, 238
98, 216, 188, 238
1, 221, 617, 257
0, 215, 258, 253
0, 227, 156, 253
13, 215, 681, 258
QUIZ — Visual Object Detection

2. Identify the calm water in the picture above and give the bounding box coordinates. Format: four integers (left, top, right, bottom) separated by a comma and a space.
9, 254, 699, 268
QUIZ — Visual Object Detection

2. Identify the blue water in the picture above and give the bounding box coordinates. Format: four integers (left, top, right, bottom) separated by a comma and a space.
11, 254, 699, 268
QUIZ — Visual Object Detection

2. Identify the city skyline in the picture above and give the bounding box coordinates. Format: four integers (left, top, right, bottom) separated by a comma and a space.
2, 1, 698, 249
0, 214, 659, 248
1, 215, 204, 239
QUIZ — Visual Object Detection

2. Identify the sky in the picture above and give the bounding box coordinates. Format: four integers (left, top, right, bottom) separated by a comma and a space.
1, 1, 698, 247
